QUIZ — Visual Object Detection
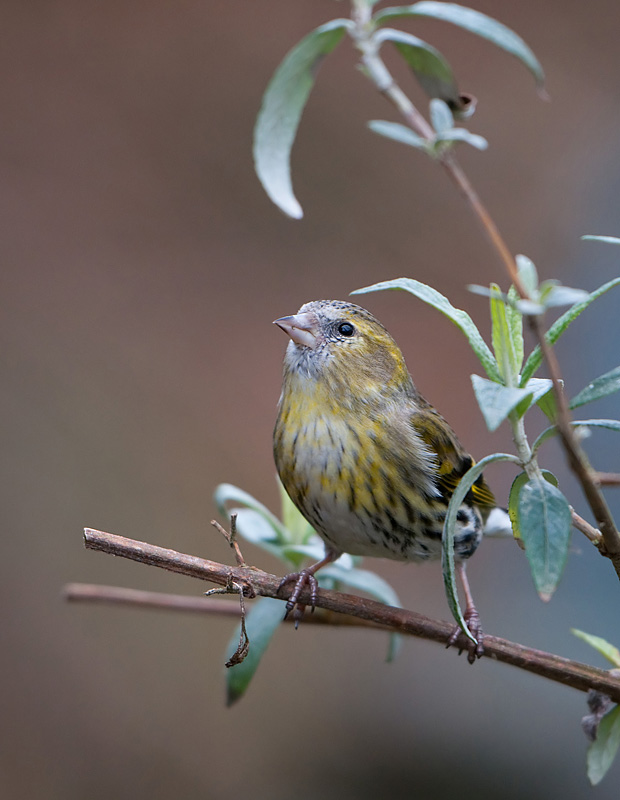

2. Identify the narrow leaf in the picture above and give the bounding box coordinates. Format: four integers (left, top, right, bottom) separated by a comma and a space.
374, 28, 461, 107
429, 98, 454, 133
320, 564, 401, 609
587, 705, 620, 786
434, 128, 488, 150
253, 19, 350, 218
491, 284, 518, 385
368, 120, 429, 151
374, 2, 545, 89
517, 477, 571, 600
471, 374, 532, 431
570, 366, 620, 410
226, 597, 284, 705
572, 629, 620, 667
214, 483, 286, 542
515, 254, 539, 295
582, 235, 620, 245
442, 452, 520, 639
353, 278, 501, 381
532, 418, 620, 454
520, 278, 620, 385
507, 285, 524, 373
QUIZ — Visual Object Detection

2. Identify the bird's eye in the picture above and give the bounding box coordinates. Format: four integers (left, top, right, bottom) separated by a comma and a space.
337, 322, 355, 337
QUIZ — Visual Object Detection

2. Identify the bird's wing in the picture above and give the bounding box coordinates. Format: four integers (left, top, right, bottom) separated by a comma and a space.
410, 404, 496, 509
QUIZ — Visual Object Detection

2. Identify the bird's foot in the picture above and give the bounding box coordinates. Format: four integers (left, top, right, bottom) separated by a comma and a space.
277, 570, 319, 628
447, 606, 484, 664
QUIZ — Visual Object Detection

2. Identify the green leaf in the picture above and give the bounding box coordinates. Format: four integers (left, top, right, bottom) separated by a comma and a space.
514, 377, 553, 418
532, 418, 620, 454
517, 477, 571, 600
214, 483, 286, 543
352, 278, 501, 381
520, 277, 620, 385
508, 469, 558, 541
535, 384, 557, 421
433, 127, 488, 150
587, 705, 620, 786
367, 120, 430, 151
442, 452, 521, 639
226, 597, 284, 706
506, 285, 524, 372
538, 282, 590, 308
279, 479, 315, 544
429, 98, 454, 133
582, 235, 620, 245
375, 28, 462, 107
515, 254, 539, 295
320, 564, 401, 609
570, 366, 620, 410
490, 283, 519, 385
374, 2, 545, 89
253, 19, 351, 219
471, 374, 532, 431
572, 629, 620, 667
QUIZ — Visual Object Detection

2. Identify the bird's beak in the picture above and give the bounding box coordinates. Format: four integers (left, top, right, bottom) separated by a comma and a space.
273, 312, 319, 349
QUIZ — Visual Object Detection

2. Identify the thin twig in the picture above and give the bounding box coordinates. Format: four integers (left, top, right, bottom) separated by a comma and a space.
63, 582, 391, 628
595, 473, 620, 487
571, 511, 603, 546
78, 528, 620, 702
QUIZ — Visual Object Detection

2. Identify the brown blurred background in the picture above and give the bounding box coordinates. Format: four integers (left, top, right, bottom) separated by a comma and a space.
2, 1, 620, 797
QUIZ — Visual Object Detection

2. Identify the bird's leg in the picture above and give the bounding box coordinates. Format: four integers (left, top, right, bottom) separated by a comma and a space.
277, 549, 339, 627
447, 561, 484, 664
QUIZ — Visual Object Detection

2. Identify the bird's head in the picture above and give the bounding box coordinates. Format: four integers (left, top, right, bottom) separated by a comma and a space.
274, 300, 415, 407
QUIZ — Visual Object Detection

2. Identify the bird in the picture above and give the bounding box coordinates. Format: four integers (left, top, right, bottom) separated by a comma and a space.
273, 299, 511, 662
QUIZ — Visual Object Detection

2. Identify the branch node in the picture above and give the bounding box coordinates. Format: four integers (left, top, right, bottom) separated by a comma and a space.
211, 514, 247, 566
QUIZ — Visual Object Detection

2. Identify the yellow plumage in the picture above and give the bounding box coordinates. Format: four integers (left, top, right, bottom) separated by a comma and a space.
273, 299, 507, 659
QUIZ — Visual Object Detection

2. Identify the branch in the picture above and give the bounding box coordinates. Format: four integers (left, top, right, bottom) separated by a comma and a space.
77, 528, 620, 703
350, 18, 620, 574
63, 582, 384, 628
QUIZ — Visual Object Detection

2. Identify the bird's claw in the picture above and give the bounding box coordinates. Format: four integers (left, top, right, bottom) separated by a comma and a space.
447, 606, 484, 664
278, 569, 319, 627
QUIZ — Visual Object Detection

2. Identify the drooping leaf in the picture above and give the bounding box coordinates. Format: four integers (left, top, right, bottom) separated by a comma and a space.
586, 705, 620, 786
514, 377, 553, 418
532, 419, 620, 454
520, 278, 620, 385
368, 120, 430, 152
508, 469, 558, 541
226, 597, 285, 705
353, 278, 501, 381
442, 452, 520, 639
570, 366, 620, 410
471, 374, 532, 431
517, 477, 571, 600
572, 629, 620, 667
374, 2, 545, 89
374, 28, 461, 107
253, 19, 351, 218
